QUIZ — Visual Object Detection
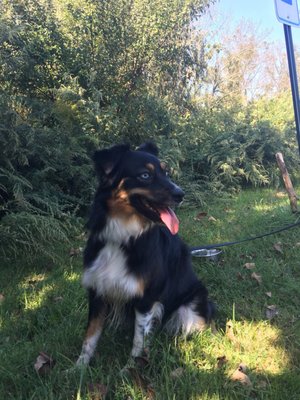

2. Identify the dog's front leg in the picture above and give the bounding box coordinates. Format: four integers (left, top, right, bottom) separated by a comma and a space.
76, 290, 108, 366
131, 303, 162, 358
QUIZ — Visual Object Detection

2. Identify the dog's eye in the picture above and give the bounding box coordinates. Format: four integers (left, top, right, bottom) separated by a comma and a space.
139, 172, 151, 180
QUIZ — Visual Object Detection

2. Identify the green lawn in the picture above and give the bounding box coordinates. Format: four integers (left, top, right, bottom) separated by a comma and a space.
1, 188, 300, 399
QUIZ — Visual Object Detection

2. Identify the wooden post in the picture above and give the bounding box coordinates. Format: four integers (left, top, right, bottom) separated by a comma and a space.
275, 152, 298, 213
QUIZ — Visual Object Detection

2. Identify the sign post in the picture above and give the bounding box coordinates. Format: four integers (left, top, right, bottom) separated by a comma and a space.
274, 0, 300, 155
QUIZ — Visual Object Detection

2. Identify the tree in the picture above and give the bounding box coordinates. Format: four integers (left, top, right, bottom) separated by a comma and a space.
0, 0, 213, 258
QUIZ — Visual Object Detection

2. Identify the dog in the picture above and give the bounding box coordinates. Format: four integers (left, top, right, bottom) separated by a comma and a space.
76, 142, 215, 366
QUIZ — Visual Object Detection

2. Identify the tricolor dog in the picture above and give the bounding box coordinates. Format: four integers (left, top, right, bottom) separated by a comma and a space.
77, 142, 214, 366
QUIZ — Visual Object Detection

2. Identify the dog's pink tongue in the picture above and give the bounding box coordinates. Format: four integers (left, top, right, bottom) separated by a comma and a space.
159, 208, 179, 235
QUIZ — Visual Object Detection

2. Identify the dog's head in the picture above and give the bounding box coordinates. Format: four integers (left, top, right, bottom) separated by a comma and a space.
93, 142, 184, 235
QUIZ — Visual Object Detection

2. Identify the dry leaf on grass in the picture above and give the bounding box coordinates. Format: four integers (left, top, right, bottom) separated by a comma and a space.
195, 212, 207, 220
231, 363, 252, 386
251, 272, 262, 285
225, 321, 236, 342
244, 262, 255, 270
216, 356, 227, 368
273, 242, 283, 254
87, 383, 108, 400
127, 368, 155, 399
266, 305, 279, 320
208, 216, 217, 222
0, 293, 5, 304
34, 352, 55, 375
237, 272, 245, 281
265, 292, 272, 298
238, 363, 247, 373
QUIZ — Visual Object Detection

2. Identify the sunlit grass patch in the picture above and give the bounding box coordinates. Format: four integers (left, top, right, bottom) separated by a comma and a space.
1, 187, 300, 399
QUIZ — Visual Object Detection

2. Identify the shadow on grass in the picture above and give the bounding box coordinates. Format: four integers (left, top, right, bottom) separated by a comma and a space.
1, 190, 300, 399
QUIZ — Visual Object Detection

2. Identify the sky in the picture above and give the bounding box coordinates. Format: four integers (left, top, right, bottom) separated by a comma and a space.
206, 0, 300, 46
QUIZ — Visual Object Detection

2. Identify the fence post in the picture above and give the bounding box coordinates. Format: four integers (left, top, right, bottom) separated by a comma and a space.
275, 152, 298, 213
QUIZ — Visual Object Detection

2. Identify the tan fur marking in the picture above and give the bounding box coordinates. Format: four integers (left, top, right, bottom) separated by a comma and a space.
85, 314, 106, 339
146, 163, 155, 171
137, 278, 145, 296
108, 188, 134, 218
127, 187, 155, 198
108, 187, 150, 228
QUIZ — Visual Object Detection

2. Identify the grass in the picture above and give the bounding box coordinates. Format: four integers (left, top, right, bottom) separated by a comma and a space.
1, 187, 300, 399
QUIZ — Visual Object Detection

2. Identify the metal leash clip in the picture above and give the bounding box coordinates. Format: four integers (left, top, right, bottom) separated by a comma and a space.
190, 248, 222, 260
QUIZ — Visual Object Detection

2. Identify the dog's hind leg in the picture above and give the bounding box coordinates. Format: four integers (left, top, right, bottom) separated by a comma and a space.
76, 290, 108, 366
131, 302, 163, 358
165, 296, 215, 336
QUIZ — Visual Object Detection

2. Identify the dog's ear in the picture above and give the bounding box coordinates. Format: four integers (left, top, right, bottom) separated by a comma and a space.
93, 144, 130, 180
137, 141, 158, 156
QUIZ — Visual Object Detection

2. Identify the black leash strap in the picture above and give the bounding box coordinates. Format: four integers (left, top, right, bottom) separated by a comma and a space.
190, 220, 300, 252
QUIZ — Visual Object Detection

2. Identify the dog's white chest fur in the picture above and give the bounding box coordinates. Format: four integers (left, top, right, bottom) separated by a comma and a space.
82, 243, 143, 300
82, 217, 145, 301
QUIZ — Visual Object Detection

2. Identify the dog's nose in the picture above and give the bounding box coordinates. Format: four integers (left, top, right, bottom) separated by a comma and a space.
172, 186, 185, 204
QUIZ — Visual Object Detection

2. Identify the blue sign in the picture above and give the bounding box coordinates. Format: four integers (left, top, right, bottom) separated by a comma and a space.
274, 0, 300, 26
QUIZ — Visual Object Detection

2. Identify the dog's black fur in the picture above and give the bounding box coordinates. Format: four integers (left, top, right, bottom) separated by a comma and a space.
77, 142, 214, 365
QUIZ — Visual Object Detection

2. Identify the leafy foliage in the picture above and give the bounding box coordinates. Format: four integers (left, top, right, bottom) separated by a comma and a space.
0, 0, 213, 258
188, 103, 299, 192
0, 0, 299, 258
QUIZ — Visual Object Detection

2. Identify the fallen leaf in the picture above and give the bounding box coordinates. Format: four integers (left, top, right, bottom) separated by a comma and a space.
266, 305, 279, 320
231, 364, 252, 386
216, 356, 227, 368
127, 368, 155, 399
87, 383, 108, 400
244, 262, 255, 270
273, 242, 283, 254
208, 216, 217, 222
237, 272, 245, 281
195, 212, 207, 220
251, 272, 262, 285
238, 363, 247, 373
34, 352, 55, 375
295, 242, 300, 247
225, 321, 236, 342
170, 367, 184, 378
0, 293, 5, 304
265, 292, 272, 298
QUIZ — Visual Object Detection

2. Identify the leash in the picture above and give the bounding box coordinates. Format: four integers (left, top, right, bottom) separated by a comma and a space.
190, 219, 300, 257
